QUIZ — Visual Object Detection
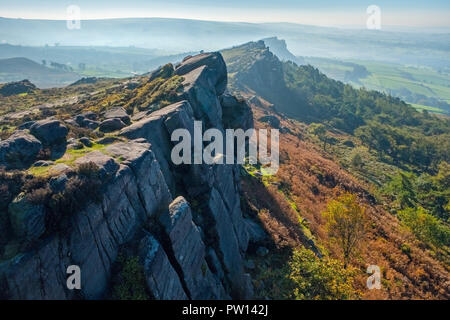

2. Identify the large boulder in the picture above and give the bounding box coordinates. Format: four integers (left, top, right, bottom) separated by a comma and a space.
74, 114, 99, 130
0, 131, 42, 169
99, 118, 126, 133
30, 119, 68, 146
103, 107, 131, 125
175, 52, 227, 95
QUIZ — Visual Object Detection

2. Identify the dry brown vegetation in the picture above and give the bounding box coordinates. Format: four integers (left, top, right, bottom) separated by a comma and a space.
242, 102, 450, 299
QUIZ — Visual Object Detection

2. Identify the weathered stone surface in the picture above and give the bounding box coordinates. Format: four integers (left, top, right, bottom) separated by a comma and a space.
119, 102, 195, 195
33, 160, 53, 167
244, 218, 267, 244
179, 66, 223, 128
159, 196, 227, 299
148, 63, 174, 82
1, 142, 174, 299
81, 111, 97, 120
0, 237, 72, 299
0, 131, 42, 169
74, 151, 119, 179
213, 164, 249, 252
206, 188, 249, 298
81, 119, 99, 130
0, 79, 36, 97
139, 234, 187, 300
48, 163, 71, 175
79, 137, 92, 147
18, 121, 36, 130
105, 141, 172, 216
99, 118, 126, 133
0, 51, 255, 300
8, 193, 46, 242
103, 107, 131, 125
30, 119, 68, 146
74, 113, 99, 129
49, 174, 68, 193
175, 52, 227, 95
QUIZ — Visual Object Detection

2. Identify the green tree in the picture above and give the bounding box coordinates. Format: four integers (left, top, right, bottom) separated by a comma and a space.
351, 152, 363, 169
288, 248, 360, 300
323, 193, 367, 267
309, 123, 329, 150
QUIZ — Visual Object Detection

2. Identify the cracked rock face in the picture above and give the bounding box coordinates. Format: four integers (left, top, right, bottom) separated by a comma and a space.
0, 52, 254, 300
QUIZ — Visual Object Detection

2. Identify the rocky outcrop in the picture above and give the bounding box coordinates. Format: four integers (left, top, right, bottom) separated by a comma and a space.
0, 80, 36, 97
0, 52, 254, 300
73, 112, 99, 130
0, 131, 42, 169
158, 196, 228, 299
103, 107, 131, 125
175, 53, 227, 96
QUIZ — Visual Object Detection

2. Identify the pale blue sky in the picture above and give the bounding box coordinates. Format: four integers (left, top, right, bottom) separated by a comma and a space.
1, 0, 449, 27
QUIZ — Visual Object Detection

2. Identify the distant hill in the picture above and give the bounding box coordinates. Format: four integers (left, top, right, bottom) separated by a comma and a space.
0, 57, 80, 88
262, 37, 304, 64
1, 17, 449, 68
0, 44, 195, 78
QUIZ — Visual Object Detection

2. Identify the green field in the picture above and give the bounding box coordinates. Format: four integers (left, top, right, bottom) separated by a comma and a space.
305, 57, 450, 115
410, 103, 446, 115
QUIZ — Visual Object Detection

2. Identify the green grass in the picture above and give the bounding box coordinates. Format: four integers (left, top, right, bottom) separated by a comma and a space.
410, 103, 446, 115
27, 141, 114, 177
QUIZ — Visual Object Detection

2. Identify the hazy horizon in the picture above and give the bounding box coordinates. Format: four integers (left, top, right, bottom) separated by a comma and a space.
1, 0, 449, 28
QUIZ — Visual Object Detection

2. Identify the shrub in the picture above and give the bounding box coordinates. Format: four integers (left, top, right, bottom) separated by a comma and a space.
112, 255, 149, 300
77, 161, 100, 179
22, 176, 48, 193
47, 162, 102, 230
253, 247, 361, 300
351, 153, 363, 169
0, 169, 24, 210
288, 248, 361, 300
398, 207, 450, 248
26, 186, 52, 205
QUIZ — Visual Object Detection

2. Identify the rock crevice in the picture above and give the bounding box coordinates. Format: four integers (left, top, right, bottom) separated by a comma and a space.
0, 52, 254, 300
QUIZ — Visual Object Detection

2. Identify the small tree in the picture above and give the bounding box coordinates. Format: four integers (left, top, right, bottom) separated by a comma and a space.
323, 193, 367, 268
309, 123, 329, 150
350, 152, 363, 169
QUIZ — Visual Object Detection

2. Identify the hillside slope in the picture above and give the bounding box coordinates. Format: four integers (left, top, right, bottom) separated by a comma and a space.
0, 57, 80, 88
223, 41, 450, 299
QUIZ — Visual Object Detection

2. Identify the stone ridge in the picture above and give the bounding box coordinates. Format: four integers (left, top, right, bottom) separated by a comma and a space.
0, 52, 254, 300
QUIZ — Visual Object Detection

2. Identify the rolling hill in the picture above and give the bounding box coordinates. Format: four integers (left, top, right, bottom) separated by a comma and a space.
0, 57, 80, 88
